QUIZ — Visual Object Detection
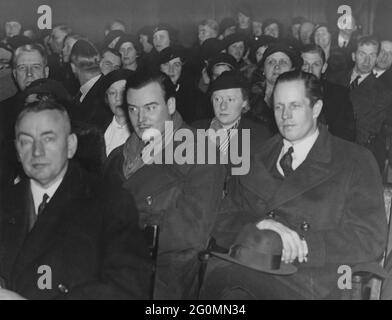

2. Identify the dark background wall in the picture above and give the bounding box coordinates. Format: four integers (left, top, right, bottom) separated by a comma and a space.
0, 0, 390, 47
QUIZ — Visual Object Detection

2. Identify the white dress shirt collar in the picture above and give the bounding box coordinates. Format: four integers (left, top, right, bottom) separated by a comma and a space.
79, 74, 101, 102
277, 128, 320, 175
30, 176, 64, 215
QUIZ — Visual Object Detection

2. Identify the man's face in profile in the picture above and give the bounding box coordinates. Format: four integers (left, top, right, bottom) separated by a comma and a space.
15, 109, 77, 188
5, 21, 21, 38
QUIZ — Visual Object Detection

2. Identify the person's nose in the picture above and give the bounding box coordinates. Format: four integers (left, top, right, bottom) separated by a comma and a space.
302, 64, 310, 73
220, 100, 228, 111
281, 106, 292, 120
32, 140, 45, 157
138, 108, 146, 123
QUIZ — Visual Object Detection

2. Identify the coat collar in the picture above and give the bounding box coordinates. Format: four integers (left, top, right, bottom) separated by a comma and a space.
242, 125, 337, 211
2, 162, 90, 281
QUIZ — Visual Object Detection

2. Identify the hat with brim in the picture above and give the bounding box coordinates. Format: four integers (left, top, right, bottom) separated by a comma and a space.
207, 53, 237, 76
223, 32, 249, 50
101, 69, 134, 93
103, 30, 125, 49
211, 224, 297, 275
259, 42, 303, 70
158, 46, 185, 65
114, 34, 142, 55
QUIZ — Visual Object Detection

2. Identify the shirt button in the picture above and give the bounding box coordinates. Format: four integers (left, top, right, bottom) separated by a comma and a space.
58, 284, 69, 294
146, 196, 153, 206
301, 221, 310, 232
267, 211, 276, 219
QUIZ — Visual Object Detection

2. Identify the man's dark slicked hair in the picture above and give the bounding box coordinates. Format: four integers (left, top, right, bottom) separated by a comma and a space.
125, 69, 176, 102
301, 44, 326, 65
273, 70, 324, 107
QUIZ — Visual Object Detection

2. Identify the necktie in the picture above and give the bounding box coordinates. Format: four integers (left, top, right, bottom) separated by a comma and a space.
29, 193, 49, 231
349, 75, 361, 91
279, 146, 294, 177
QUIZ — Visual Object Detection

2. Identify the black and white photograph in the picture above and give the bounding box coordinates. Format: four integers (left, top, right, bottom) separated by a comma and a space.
0, 0, 391, 303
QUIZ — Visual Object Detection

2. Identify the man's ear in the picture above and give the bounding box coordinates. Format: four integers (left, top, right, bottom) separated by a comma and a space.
70, 62, 76, 74
322, 63, 328, 74
67, 133, 78, 159
167, 96, 176, 115
312, 99, 323, 119
44, 66, 49, 78
352, 52, 356, 63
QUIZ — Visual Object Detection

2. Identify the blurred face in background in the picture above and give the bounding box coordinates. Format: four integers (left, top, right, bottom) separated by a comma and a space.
314, 26, 331, 49
198, 25, 217, 44
264, 23, 279, 39
353, 43, 379, 75
106, 79, 127, 118
119, 42, 138, 67
301, 52, 325, 79
0, 48, 12, 70
139, 34, 153, 53
252, 21, 263, 37
255, 45, 268, 63
49, 27, 68, 54
5, 21, 21, 38
291, 23, 301, 40
100, 50, 121, 75
153, 30, 170, 52
300, 22, 315, 45
228, 41, 245, 62
62, 37, 78, 63
238, 12, 251, 29
211, 64, 233, 81
376, 41, 392, 71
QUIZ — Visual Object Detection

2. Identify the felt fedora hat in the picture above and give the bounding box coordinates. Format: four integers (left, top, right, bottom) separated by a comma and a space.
212, 224, 297, 275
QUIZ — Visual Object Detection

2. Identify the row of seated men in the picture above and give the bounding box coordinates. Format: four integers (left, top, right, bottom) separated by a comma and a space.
0, 7, 391, 299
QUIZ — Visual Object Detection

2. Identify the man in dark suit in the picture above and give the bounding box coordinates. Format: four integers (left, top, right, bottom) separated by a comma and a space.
301, 44, 355, 141
328, 36, 392, 167
70, 39, 112, 132
0, 99, 151, 299
104, 71, 226, 299
201, 70, 387, 299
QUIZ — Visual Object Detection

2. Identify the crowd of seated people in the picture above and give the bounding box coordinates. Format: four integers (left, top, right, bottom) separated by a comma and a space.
0, 1, 391, 300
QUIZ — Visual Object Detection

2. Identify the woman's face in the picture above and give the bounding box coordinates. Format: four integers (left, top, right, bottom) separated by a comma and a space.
264, 23, 279, 39
264, 52, 293, 85
314, 27, 331, 48
256, 45, 268, 63
106, 80, 127, 116
119, 42, 137, 66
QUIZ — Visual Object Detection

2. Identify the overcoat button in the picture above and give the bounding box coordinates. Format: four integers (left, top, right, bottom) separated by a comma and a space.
301, 221, 310, 232
267, 211, 276, 219
146, 196, 153, 206
58, 284, 69, 293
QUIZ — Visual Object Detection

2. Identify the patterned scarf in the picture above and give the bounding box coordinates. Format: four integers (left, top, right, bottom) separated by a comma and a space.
122, 111, 183, 179
209, 117, 241, 155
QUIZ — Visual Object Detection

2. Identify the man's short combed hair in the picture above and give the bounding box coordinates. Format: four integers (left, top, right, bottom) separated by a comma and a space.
356, 35, 380, 54
301, 44, 326, 65
274, 70, 324, 107
70, 39, 101, 73
15, 98, 72, 134
12, 43, 48, 69
125, 69, 176, 102
199, 19, 219, 33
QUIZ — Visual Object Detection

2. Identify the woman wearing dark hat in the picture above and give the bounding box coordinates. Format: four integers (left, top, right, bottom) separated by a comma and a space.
218, 17, 237, 40
103, 30, 124, 49
250, 35, 278, 64
262, 19, 282, 39
249, 43, 302, 132
101, 69, 133, 156
114, 34, 142, 72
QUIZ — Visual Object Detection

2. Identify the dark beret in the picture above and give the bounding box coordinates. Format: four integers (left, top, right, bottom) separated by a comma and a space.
200, 38, 224, 61
23, 79, 72, 104
259, 42, 303, 70
252, 35, 278, 51
101, 69, 134, 93
8, 35, 32, 51
223, 32, 249, 50
219, 17, 237, 35
236, 2, 253, 19
103, 30, 125, 49
152, 23, 174, 37
207, 53, 237, 75
209, 70, 249, 93
158, 46, 185, 65
114, 34, 142, 55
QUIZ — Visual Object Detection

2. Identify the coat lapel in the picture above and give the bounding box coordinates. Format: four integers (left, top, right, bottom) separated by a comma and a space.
266, 126, 336, 211
11, 165, 83, 280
